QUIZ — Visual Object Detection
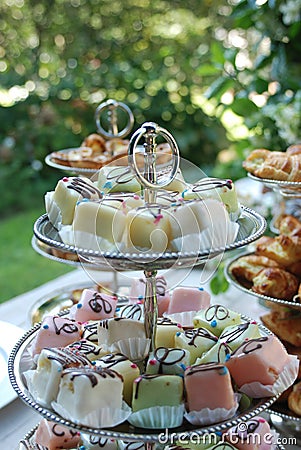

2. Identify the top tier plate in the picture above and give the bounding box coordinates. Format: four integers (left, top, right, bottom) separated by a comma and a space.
33, 206, 266, 271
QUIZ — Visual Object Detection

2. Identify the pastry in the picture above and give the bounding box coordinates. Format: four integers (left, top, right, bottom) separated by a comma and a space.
73, 289, 117, 322
243, 148, 301, 182
286, 144, 301, 156
93, 352, 140, 405
193, 305, 242, 336
252, 267, 299, 300
81, 133, 107, 152
34, 419, 80, 450
226, 335, 298, 396
229, 254, 281, 284
277, 214, 301, 237
255, 234, 301, 267
260, 310, 301, 346
30, 315, 82, 356
288, 380, 301, 415
145, 347, 190, 375
174, 327, 218, 364
184, 363, 237, 412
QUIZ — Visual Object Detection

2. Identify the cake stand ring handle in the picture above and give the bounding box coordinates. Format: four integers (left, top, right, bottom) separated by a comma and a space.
95, 99, 134, 139
128, 121, 180, 191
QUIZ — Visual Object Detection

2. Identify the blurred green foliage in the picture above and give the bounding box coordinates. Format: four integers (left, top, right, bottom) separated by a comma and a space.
0, 0, 300, 217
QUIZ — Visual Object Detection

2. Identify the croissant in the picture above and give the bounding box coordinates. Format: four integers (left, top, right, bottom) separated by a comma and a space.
243, 148, 301, 182
252, 267, 299, 300
80, 133, 107, 153
286, 144, 301, 156
255, 234, 301, 267
261, 310, 301, 346
230, 254, 280, 284
277, 215, 301, 237
288, 381, 301, 416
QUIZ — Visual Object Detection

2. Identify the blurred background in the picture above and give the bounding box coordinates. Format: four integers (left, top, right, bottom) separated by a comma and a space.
0, 0, 300, 301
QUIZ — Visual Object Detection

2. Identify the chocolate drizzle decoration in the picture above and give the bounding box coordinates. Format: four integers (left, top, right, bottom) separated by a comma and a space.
52, 316, 79, 335
67, 177, 103, 199
89, 292, 113, 314
153, 347, 186, 373
183, 328, 218, 347
204, 305, 230, 322
232, 336, 268, 355
191, 178, 233, 193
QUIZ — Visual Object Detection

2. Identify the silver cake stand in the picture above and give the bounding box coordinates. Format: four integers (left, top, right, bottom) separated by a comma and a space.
13, 122, 279, 447
45, 99, 135, 176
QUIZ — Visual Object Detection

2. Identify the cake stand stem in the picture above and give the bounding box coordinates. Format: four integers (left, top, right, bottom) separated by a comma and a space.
143, 270, 158, 352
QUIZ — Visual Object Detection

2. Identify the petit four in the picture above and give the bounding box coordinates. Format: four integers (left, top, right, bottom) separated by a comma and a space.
146, 347, 190, 375
129, 275, 171, 316
155, 317, 183, 348
93, 352, 140, 405
219, 321, 261, 351
167, 286, 210, 314
195, 342, 232, 365
226, 335, 299, 397
45, 176, 103, 229
54, 366, 124, 426
30, 315, 82, 356
24, 347, 91, 407
67, 339, 108, 361
193, 305, 241, 337
81, 434, 119, 450
34, 418, 80, 450
184, 363, 238, 425
223, 416, 274, 450
174, 328, 218, 364
73, 289, 117, 322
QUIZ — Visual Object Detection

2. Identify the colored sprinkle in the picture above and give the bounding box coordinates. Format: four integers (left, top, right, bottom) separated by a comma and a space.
225, 354, 231, 362
154, 213, 163, 225
198, 287, 204, 291
177, 323, 182, 328
219, 367, 228, 375
133, 194, 140, 200
137, 300, 143, 304
176, 331, 181, 336
57, 368, 62, 372
181, 189, 188, 198
43, 324, 49, 329
81, 198, 89, 202
63, 177, 69, 182
149, 359, 157, 365
134, 376, 142, 383
138, 295, 144, 300
211, 320, 217, 327
131, 364, 138, 369
251, 320, 257, 324
180, 363, 186, 370
258, 418, 266, 423
103, 181, 113, 189
91, 361, 96, 365
77, 303, 83, 309
115, 307, 120, 312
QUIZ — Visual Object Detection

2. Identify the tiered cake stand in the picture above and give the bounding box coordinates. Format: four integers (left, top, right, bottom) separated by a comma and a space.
225, 172, 301, 442
9, 122, 289, 449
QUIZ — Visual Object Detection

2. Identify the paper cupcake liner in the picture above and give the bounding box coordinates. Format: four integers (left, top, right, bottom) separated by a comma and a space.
51, 400, 131, 428
184, 397, 239, 426
110, 337, 151, 362
171, 222, 239, 253
163, 311, 197, 328
238, 354, 299, 398
45, 192, 62, 230
128, 404, 185, 429
59, 227, 117, 252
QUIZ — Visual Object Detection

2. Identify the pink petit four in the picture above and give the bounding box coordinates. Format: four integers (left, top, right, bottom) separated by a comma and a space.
34, 418, 80, 450
184, 363, 236, 413
226, 335, 299, 397
73, 289, 117, 322
31, 315, 82, 356
167, 286, 210, 314
129, 275, 171, 316
224, 416, 274, 450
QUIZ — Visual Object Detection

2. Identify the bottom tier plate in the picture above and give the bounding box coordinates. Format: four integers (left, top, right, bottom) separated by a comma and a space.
8, 317, 281, 443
